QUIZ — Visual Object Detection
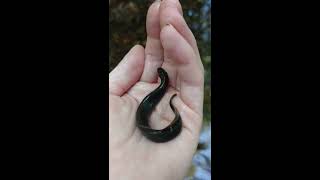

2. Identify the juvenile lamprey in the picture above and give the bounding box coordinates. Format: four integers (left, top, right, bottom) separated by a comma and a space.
136, 68, 182, 143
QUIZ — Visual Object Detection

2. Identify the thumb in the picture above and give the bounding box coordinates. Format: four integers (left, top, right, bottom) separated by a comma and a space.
109, 45, 145, 96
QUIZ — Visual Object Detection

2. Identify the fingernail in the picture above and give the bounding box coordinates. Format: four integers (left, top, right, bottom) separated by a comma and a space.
154, 0, 161, 5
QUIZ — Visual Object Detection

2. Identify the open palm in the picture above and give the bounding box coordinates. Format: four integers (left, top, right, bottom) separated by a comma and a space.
109, 1, 204, 180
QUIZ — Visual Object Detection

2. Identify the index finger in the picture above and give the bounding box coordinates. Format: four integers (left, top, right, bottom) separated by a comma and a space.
140, 0, 163, 83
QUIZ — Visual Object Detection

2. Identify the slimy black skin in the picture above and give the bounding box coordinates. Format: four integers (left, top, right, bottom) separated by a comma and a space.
136, 68, 182, 143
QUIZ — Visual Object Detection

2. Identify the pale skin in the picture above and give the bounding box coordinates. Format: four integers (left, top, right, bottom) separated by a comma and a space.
109, 0, 204, 180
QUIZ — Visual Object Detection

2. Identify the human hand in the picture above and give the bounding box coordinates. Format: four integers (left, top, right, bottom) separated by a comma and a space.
109, 0, 204, 179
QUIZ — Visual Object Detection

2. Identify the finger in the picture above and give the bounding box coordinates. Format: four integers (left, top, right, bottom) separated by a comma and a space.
159, 0, 201, 57
162, 0, 184, 16
161, 24, 204, 116
109, 45, 145, 96
140, 0, 163, 83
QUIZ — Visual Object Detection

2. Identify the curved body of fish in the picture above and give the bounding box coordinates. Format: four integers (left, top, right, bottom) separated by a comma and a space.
136, 68, 182, 143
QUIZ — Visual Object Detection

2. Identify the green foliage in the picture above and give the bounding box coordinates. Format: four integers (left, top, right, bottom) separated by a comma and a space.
109, 0, 211, 123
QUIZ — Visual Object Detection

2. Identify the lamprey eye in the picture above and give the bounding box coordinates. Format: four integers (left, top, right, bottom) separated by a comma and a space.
136, 68, 182, 143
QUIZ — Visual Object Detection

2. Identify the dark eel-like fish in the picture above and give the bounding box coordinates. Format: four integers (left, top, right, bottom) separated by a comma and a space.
136, 68, 182, 143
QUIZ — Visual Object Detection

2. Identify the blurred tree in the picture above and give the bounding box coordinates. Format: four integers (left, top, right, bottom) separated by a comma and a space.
109, 0, 211, 123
